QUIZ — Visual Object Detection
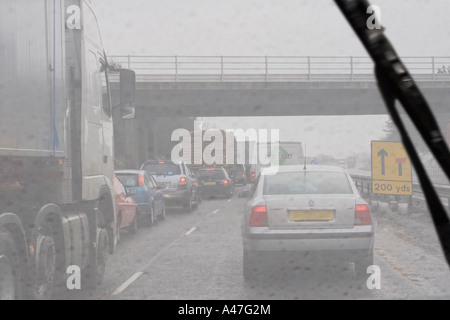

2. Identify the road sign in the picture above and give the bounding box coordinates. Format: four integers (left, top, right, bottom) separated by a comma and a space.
371, 141, 412, 195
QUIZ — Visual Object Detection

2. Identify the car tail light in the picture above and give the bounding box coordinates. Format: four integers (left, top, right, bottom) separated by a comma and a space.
354, 204, 372, 226
138, 174, 144, 186
178, 177, 187, 188
249, 205, 268, 227
242, 173, 246, 177
158, 161, 165, 164
220, 180, 228, 185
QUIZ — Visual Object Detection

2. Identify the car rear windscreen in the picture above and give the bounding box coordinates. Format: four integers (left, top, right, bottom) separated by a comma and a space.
263, 171, 353, 195
116, 174, 139, 188
142, 163, 182, 175
196, 170, 226, 180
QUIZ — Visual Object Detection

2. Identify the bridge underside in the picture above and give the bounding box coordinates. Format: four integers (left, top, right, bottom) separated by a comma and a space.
111, 80, 450, 168
112, 81, 450, 117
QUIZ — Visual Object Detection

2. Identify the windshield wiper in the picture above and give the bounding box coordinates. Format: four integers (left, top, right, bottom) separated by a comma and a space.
335, 0, 450, 266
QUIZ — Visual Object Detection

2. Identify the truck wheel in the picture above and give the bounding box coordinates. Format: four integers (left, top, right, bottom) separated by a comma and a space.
82, 199, 110, 290
83, 227, 108, 290
95, 228, 108, 284
32, 233, 56, 300
0, 228, 21, 300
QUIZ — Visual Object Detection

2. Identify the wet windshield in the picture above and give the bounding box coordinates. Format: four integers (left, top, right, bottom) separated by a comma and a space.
1, 0, 449, 304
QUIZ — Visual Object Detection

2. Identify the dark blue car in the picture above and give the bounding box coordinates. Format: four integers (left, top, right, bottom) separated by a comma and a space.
115, 170, 165, 226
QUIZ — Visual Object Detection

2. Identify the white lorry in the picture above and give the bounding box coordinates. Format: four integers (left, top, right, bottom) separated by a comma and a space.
0, 0, 135, 299
248, 141, 304, 182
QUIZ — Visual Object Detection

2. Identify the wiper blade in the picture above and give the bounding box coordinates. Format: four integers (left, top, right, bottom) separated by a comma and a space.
335, 0, 450, 266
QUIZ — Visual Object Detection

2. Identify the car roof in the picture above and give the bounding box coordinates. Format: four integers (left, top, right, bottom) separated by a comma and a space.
261, 164, 346, 175
115, 169, 146, 174
141, 159, 183, 165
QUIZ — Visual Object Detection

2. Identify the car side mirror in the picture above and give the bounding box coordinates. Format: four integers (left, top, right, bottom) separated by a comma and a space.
121, 105, 136, 120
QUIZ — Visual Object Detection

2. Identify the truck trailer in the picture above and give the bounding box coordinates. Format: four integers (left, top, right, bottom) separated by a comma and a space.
0, 0, 135, 299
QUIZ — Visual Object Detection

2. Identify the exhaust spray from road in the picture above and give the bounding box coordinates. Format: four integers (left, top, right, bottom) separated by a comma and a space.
171, 120, 280, 173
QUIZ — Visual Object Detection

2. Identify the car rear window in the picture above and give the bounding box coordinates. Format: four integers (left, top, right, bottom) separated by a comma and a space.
142, 163, 182, 175
116, 174, 139, 188
196, 169, 226, 180
263, 171, 353, 195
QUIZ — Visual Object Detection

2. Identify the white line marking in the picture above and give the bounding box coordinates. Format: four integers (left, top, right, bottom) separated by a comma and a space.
212, 209, 219, 214
185, 227, 197, 235
227, 198, 232, 202
111, 272, 144, 296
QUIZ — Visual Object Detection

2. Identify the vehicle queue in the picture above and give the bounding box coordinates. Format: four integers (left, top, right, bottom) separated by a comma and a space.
112, 158, 374, 282
113, 159, 245, 237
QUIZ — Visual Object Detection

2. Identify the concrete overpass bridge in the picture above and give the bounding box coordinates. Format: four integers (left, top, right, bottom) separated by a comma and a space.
110, 55, 450, 117
109, 55, 450, 167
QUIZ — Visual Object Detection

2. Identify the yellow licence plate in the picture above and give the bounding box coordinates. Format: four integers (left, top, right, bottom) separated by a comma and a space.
203, 181, 216, 185
289, 210, 334, 221
157, 182, 168, 188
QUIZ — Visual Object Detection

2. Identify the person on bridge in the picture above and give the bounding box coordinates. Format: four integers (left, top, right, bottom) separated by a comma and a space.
437, 65, 448, 73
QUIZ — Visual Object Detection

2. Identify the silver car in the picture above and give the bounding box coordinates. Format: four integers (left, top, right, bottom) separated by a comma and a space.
240, 165, 374, 280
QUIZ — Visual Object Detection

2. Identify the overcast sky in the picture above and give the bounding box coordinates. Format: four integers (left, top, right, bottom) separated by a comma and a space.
92, 0, 449, 57
90, 0, 449, 158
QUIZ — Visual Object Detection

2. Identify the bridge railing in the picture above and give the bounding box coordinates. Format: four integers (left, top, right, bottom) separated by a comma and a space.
108, 55, 450, 82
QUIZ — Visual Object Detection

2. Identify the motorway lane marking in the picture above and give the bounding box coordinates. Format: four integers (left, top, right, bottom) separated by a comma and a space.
110, 223, 203, 296
111, 272, 144, 296
110, 204, 227, 297
185, 227, 197, 235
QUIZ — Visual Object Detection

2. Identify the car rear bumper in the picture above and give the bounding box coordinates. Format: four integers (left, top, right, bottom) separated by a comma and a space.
201, 185, 230, 196
162, 189, 188, 204
242, 226, 374, 254
136, 203, 150, 215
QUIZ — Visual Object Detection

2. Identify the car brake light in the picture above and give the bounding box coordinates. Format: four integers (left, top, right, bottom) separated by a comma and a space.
354, 204, 372, 226
249, 205, 268, 227
220, 180, 228, 185
158, 161, 165, 164
138, 174, 144, 186
178, 177, 187, 188
242, 173, 246, 177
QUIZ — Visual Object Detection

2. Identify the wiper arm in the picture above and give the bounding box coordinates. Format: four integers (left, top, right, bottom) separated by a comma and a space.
335, 0, 450, 266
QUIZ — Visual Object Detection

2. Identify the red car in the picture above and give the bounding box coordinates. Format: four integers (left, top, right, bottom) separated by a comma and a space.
113, 174, 139, 241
